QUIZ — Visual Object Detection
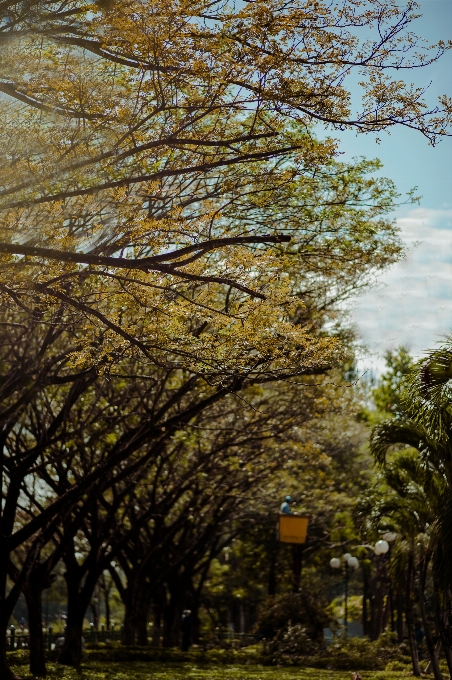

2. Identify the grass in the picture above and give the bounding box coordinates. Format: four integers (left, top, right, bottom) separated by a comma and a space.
9, 659, 415, 680
8, 643, 421, 679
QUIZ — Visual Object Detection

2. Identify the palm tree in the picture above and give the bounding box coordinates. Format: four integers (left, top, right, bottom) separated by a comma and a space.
357, 448, 441, 677
368, 341, 452, 679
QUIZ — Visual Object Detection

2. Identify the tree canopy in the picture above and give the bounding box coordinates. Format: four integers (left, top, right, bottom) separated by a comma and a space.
0, 0, 450, 375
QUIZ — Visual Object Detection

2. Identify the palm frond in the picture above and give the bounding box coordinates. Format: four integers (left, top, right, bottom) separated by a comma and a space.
370, 418, 427, 466
405, 340, 452, 436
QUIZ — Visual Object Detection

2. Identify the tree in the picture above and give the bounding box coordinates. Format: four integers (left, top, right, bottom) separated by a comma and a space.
357, 450, 444, 678
366, 340, 452, 678
199, 372, 371, 639
372, 347, 416, 416
0, 0, 450, 369
0, 149, 402, 676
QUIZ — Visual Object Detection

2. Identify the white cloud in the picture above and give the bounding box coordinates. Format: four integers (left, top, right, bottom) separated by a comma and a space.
350, 207, 452, 369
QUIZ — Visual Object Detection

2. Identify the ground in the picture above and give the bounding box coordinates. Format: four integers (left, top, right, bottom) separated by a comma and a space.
9, 662, 414, 680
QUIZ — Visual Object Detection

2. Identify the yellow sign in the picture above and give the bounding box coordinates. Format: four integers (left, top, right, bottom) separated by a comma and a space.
278, 514, 309, 544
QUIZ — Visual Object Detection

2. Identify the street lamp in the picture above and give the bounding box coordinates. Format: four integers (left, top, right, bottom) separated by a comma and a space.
330, 553, 359, 632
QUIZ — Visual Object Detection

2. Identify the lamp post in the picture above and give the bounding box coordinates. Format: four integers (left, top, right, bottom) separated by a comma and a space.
277, 513, 309, 592
330, 553, 359, 632
356, 537, 392, 637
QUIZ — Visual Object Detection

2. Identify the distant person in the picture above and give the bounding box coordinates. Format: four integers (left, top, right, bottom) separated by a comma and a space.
19, 618, 26, 631
280, 495, 293, 514
180, 609, 193, 651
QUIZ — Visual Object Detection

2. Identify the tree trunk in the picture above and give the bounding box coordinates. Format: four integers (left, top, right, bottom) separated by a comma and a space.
136, 610, 148, 647
121, 576, 152, 646
369, 583, 382, 641
268, 545, 278, 596
152, 594, 164, 647
396, 589, 405, 643
58, 565, 91, 667
58, 538, 104, 666
23, 581, 46, 676
405, 553, 421, 677
419, 554, 443, 680
163, 597, 179, 647
0, 542, 21, 680
135, 589, 151, 646
89, 588, 100, 630
0, 631, 18, 680
58, 611, 85, 666
163, 578, 187, 647
121, 608, 136, 646
433, 576, 452, 677
103, 581, 111, 630
362, 564, 369, 637
373, 560, 388, 640
291, 545, 303, 593
381, 593, 391, 633
388, 584, 395, 633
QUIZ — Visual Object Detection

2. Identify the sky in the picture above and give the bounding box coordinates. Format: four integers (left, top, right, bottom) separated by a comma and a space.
337, 0, 452, 373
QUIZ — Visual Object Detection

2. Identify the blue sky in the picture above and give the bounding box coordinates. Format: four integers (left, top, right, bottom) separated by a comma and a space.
339, 0, 452, 369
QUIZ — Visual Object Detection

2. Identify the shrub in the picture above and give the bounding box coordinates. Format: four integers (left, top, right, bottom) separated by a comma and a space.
263, 629, 410, 670
267, 623, 323, 657
312, 632, 409, 671
257, 573, 333, 643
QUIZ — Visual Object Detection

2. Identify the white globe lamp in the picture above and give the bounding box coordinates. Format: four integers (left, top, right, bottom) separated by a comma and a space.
374, 539, 390, 555
347, 556, 359, 570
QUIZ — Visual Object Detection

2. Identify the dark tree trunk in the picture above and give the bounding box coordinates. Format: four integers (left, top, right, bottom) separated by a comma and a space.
102, 580, 111, 630
381, 591, 391, 633
268, 544, 278, 596
420, 593, 443, 679
58, 536, 104, 666
23, 580, 46, 676
433, 576, 452, 677
362, 564, 369, 637
375, 561, 388, 640
135, 590, 151, 646
89, 587, 100, 630
105, 593, 111, 631
121, 574, 152, 646
135, 609, 149, 647
396, 589, 405, 643
163, 578, 187, 647
163, 597, 179, 647
447, 589, 452, 671
388, 584, 395, 633
121, 608, 136, 646
58, 611, 85, 667
369, 580, 383, 641
58, 565, 93, 666
419, 553, 443, 680
152, 592, 164, 647
291, 545, 303, 593
0, 631, 18, 680
405, 553, 421, 677
0, 543, 21, 680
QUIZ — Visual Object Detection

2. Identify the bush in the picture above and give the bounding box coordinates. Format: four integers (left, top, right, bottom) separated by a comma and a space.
83, 642, 260, 665
6, 650, 29, 666
257, 574, 333, 643
267, 623, 323, 658
263, 630, 410, 670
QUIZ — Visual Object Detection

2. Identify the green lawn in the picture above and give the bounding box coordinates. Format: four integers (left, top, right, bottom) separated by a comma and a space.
10, 661, 412, 680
